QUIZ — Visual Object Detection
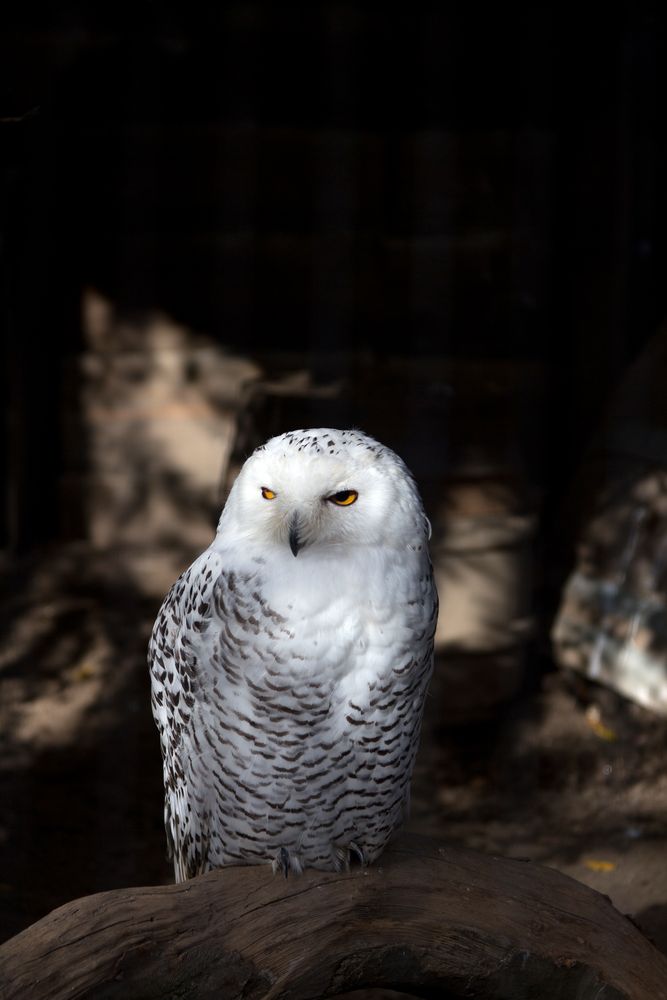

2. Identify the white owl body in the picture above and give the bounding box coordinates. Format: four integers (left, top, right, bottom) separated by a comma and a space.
150, 428, 437, 881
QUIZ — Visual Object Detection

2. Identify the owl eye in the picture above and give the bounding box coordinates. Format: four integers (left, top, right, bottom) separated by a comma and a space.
261, 487, 277, 500
328, 490, 358, 506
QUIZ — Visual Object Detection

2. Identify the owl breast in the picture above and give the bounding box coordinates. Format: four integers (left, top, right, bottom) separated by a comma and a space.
169, 542, 436, 874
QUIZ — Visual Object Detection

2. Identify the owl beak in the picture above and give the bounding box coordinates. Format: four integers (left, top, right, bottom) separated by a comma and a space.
288, 513, 303, 557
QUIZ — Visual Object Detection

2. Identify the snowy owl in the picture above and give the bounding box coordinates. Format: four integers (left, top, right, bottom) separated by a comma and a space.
149, 427, 437, 881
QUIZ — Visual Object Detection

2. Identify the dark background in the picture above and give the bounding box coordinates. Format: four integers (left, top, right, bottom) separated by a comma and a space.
3, 1, 667, 957
2, 3, 666, 552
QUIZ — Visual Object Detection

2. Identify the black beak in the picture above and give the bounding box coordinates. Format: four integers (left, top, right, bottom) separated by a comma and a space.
288, 514, 302, 557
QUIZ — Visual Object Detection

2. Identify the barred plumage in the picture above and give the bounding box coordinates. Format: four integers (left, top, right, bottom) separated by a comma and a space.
149, 428, 437, 881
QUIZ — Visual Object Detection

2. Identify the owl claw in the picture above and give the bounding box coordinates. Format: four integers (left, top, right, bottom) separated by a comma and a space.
333, 841, 368, 872
269, 849, 288, 878
349, 842, 367, 867
272, 847, 303, 878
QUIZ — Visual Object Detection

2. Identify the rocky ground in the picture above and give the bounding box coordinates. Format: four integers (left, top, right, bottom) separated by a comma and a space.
1, 544, 666, 958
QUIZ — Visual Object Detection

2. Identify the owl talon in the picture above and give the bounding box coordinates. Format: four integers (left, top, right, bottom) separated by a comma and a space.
349, 842, 367, 867
272, 847, 303, 878
333, 841, 368, 871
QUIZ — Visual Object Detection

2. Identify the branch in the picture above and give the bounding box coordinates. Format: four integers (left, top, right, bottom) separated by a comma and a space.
1, 835, 666, 999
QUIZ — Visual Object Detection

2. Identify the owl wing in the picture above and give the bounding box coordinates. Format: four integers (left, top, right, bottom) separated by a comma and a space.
148, 547, 223, 882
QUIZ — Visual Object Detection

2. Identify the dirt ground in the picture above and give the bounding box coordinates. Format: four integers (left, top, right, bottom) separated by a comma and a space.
1, 544, 666, 959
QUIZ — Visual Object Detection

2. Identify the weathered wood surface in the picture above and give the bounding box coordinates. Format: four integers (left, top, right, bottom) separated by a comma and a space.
1, 835, 666, 1000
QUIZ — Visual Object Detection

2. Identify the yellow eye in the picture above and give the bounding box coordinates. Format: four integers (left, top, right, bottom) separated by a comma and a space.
261, 487, 277, 500
328, 490, 358, 506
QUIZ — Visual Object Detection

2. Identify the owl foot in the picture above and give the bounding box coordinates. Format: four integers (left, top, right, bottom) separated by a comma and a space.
271, 847, 304, 878
333, 841, 368, 872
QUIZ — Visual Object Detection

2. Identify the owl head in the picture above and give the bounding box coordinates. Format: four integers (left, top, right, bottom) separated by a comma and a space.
217, 428, 430, 557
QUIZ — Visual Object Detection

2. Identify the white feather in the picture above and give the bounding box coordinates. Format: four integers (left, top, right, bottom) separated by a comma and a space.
149, 428, 437, 880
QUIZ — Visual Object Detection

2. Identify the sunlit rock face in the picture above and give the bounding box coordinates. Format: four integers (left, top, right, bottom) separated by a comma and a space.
63, 288, 260, 593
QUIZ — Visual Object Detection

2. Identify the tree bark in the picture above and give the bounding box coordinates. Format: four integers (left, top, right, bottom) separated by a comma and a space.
1, 835, 665, 1000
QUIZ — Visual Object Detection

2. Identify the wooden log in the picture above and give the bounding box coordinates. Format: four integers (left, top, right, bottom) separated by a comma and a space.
1, 835, 665, 1000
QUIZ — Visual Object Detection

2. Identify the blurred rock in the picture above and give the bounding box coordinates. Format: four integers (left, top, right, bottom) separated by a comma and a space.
62, 289, 261, 593
553, 324, 667, 715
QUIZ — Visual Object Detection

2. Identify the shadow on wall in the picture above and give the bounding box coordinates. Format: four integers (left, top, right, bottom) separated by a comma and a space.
0, 546, 170, 943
